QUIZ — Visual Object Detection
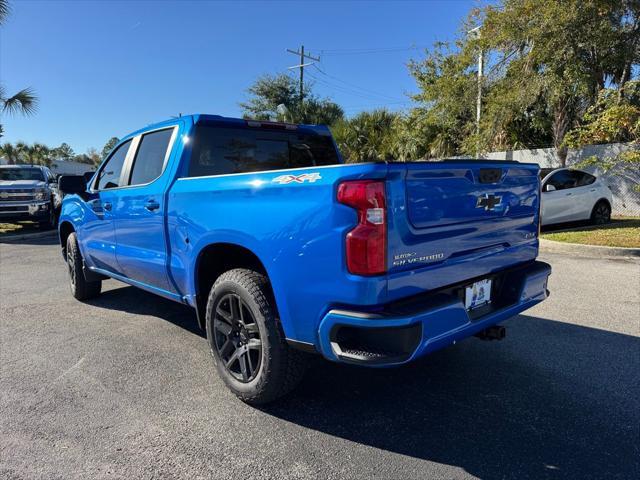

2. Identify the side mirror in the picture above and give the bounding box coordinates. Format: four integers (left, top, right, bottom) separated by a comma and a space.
544, 184, 556, 192
83, 171, 96, 183
59, 175, 87, 195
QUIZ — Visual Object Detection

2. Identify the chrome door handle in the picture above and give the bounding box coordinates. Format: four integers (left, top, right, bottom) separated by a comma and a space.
565, 192, 572, 196
103, 202, 112, 211
144, 200, 160, 211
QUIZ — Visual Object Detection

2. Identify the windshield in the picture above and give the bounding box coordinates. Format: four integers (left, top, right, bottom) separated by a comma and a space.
0, 168, 45, 182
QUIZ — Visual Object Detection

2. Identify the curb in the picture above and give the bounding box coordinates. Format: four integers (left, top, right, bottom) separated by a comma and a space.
0, 230, 57, 243
539, 238, 640, 258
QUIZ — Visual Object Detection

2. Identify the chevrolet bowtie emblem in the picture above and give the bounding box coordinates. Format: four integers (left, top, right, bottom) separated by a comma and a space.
476, 194, 502, 211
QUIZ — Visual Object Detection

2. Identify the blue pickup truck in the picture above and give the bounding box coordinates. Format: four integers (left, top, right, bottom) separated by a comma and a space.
58, 114, 551, 404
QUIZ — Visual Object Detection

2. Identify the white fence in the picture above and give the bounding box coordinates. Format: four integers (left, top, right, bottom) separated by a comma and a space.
480, 143, 640, 217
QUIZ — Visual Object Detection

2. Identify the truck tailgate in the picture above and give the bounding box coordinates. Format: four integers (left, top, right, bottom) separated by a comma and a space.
385, 161, 540, 300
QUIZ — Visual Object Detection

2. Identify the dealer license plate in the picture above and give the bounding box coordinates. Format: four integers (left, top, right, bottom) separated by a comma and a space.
465, 279, 492, 310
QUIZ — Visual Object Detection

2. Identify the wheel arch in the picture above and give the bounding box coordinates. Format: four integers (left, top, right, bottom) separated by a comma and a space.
58, 220, 75, 258
193, 242, 276, 330
594, 197, 612, 210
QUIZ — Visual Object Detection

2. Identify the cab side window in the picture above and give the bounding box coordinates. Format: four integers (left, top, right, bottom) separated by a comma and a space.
96, 140, 132, 190
128, 128, 174, 186
575, 171, 596, 187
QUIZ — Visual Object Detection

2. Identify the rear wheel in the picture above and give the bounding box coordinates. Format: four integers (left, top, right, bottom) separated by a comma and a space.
66, 232, 101, 300
205, 268, 306, 405
591, 201, 611, 225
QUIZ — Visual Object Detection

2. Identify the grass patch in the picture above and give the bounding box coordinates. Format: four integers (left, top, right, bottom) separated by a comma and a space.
0, 221, 40, 236
542, 219, 640, 248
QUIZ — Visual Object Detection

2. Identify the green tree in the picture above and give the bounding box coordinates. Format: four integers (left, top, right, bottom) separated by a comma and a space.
74, 147, 101, 166
240, 74, 344, 125
390, 109, 440, 161
480, 0, 638, 164
566, 80, 640, 190
565, 80, 640, 147
101, 137, 119, 159
13, 142, 51, 166
0, 1, 37, 135
52, 142, 75, 161
408, 0, 639, 164
0, 142, 20, 164
86, 147, 101, 166
331, 109, 398, 162
408, 39, 477, 157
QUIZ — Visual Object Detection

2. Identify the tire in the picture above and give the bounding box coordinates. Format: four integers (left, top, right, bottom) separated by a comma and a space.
205, 268, 306, 405
590, 201, 611, 225
38, 203, 56, 230
66, 232, 101, 300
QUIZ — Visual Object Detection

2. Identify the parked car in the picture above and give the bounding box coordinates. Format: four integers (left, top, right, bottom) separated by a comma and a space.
0, 164, 60, 229
540, 168, 612, 226
58, 114, 551, 404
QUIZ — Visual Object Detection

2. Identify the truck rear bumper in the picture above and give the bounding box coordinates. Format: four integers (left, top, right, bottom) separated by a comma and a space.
317, 261, 551, 366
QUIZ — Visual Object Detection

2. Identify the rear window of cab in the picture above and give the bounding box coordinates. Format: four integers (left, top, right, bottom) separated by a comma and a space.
187, 125, 339, 177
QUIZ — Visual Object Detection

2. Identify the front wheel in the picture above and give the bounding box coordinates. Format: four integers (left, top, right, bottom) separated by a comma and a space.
66, 232, 101, 300
205, 268, 306, 405
591, 201, 611, 225
38, 204, 56, 230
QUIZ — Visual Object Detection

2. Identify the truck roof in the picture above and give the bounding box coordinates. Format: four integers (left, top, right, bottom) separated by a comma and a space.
125, 114, 332, 141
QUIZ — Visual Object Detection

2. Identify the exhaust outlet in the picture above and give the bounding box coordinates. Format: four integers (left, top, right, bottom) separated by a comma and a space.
475, 325, 506, 341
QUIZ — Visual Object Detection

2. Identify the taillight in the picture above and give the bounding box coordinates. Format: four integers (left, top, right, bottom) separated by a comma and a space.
337, 180, 387, 275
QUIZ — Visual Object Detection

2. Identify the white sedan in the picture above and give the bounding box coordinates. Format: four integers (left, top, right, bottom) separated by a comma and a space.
540, 168, 612, 226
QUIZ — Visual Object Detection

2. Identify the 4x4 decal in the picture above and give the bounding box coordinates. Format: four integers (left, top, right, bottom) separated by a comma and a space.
272, 173, 322, 184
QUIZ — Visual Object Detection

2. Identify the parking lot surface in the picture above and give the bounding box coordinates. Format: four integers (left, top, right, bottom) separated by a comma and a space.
1, 237, 638, 479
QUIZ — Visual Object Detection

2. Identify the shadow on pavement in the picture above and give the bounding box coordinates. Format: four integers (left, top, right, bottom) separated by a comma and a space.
87, 284, 205, 338
0, 234, 59, 246
541, 218, 639, 233
81, 283, 639, 479
260, 315, 639, 480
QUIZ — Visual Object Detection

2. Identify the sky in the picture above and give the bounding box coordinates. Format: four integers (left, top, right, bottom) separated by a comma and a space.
1, 0, 485, 154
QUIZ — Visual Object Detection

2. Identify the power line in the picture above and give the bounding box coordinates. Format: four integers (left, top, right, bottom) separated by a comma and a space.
306, 72, 395, 102
319, 45, 427, 56
342, 101, 412, 109
307, 70, 410, 106
312, 64, 403, 102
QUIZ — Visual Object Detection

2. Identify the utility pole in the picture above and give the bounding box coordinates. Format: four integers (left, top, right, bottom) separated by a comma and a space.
286, 45, 320, 108
476, 48, 483, 137
468, 26, 483, 156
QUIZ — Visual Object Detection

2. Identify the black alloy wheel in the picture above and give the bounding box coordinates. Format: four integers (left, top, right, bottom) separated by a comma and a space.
67, 238, 77, 287
213, 293, 262, 383
591, 202, 611, 225
65, 232, 101, 300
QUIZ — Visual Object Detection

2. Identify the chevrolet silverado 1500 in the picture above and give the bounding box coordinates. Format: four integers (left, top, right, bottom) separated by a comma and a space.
1, 164, 59, 228
58, 114, 551, 404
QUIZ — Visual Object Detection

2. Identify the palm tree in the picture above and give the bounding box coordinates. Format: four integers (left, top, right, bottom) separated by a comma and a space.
0, 1, 38, 136
14, 142, 50, 166
0, 86, 37, 117
32, 143, 51, 166
0, 142, 21, 164
0, 0, 8, 24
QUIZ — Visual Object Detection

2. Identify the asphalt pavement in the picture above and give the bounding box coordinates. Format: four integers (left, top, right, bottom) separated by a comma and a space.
1, 237, 638, 479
